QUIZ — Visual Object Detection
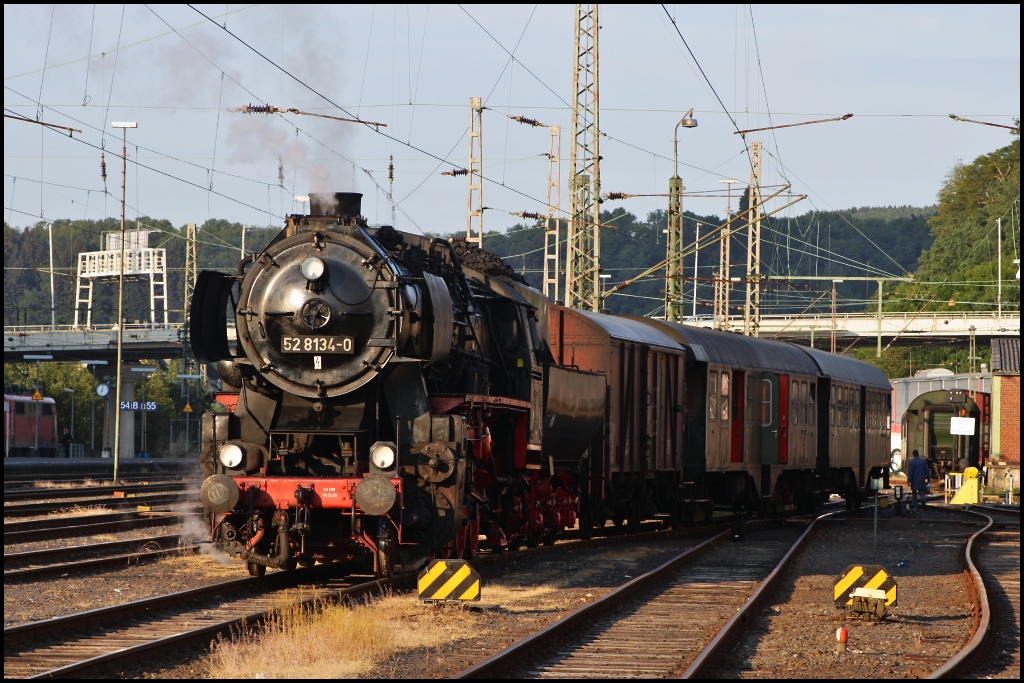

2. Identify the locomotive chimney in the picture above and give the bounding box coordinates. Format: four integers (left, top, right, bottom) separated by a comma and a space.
309, 192, 362, 218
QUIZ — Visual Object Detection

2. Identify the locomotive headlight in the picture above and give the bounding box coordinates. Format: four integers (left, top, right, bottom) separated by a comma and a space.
300, 256, 326, 281
370, 441, 397, 470
218, 443, 244, 469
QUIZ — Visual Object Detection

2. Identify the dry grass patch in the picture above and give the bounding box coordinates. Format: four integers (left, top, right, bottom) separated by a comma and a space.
32, 478, 111, 489
206, 593, 482, 679
45, 504, 115, 518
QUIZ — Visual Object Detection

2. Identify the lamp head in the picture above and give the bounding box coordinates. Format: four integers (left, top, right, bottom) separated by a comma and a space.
680, 108, 698, 128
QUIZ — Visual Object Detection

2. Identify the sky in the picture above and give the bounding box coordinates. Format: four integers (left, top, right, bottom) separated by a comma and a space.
3, 4, 1020, 239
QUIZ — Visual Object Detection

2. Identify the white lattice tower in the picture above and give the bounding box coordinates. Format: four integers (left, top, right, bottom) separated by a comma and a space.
72, 229, 168, 330
744, 141, 763, 336
543, 125, 562, 301
466, 97, 484, 248
566, 4, 601, 312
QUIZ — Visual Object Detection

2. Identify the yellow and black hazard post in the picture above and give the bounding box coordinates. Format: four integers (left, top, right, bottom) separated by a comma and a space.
834, 564, 897, 620
418, 559, 481, 602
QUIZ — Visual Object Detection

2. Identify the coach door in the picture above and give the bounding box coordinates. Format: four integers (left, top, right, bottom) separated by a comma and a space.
759, 373, 779, 464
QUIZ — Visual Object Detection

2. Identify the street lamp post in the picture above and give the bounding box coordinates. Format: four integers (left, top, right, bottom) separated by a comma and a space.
665, 109, 698, 323
62, 388, 75, 442
132, 366, 157, 457
111, 121, 137, 484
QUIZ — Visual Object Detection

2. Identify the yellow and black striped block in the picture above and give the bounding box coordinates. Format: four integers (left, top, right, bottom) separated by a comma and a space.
833, 564, 897, 607
417, 559, 481, 602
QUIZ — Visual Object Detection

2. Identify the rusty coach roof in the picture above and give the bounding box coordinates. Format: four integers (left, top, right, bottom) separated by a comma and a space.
796, 345, 891, 389
568, 309, 684, 349
625, 317, 821, 375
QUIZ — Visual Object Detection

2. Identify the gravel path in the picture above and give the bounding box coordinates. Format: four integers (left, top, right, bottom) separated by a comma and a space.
710, 509, 978, 679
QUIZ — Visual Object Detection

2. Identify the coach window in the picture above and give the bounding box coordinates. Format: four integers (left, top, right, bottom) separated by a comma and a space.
14, 401, 26, 415
808, 384, 816, 426
829, 387, 835, 426
845, 388, 852, 428
720, 371, 730, 421
761, 379, 773, 426
42, 403, 53, 416
708, 372, 718, 422
791, 381, 800, 425
746, 379, 755, 423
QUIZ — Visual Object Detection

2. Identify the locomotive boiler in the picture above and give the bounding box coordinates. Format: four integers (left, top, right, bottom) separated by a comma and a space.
192, 192, 603, 576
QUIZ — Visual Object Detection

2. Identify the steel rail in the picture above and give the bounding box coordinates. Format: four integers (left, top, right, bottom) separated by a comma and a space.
453, 528, 733, 678
681, 513, 829, 677
3, 482, 192, 502
4, 510, 190, 544
928, 507, 996, 679
3, 493, 187, 518
4, 535, 203, 582
4, 521, 738, 679
3, 475, 186, 490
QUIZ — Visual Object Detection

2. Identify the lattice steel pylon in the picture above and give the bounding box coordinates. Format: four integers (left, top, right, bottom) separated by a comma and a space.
566, 5, 601, 312
714, 225, 732, 331
743, 141, 764, 336
543, 125, 562, 301
466, 97, 484, 248
181, 223, 203, 382
665, 174, 684, 322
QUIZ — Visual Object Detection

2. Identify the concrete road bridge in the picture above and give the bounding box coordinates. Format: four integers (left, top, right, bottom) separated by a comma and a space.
4, 312, 1018, 363
688, 311, 1019, 348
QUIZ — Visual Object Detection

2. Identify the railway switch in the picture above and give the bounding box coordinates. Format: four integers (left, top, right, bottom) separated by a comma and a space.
834, 564, 897, 620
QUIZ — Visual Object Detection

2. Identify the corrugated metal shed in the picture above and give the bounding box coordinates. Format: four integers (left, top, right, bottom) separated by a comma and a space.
890, 373, 991, 420
626, 317, 820, 375
572, 310, 681, 349
796, 345, 891, 390
991, 337, 1020, 375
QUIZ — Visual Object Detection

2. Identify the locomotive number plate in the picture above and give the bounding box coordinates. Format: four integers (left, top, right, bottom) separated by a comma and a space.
281, 335, 355, 354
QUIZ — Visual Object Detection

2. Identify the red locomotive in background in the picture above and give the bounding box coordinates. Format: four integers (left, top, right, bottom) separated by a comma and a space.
4, 393, 59, 458
192, 192, 891, 578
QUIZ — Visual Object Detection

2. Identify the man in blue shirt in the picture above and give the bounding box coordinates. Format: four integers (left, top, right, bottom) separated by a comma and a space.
906, 449, 930, 513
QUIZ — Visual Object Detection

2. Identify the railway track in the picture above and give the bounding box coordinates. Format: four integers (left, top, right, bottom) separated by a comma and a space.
1, 517, 739, 679
3, 509, 196, 544
2, 493, 189, 519
2, 475, 186, 492
4, 534, 203, 582
2, 565, 384, 679
677, 504, 1017, 680
3, 482, 193, 502
455, 518, 813, 679
933, 505, 1020, 679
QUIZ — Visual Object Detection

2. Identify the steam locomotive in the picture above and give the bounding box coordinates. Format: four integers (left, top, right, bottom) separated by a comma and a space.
192, 192, 890, 578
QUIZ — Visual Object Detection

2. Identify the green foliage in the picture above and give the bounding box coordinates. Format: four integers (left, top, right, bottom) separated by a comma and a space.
856, 133, 1020, 379
889, 136, 1020, 314
855, 345, 992, 379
